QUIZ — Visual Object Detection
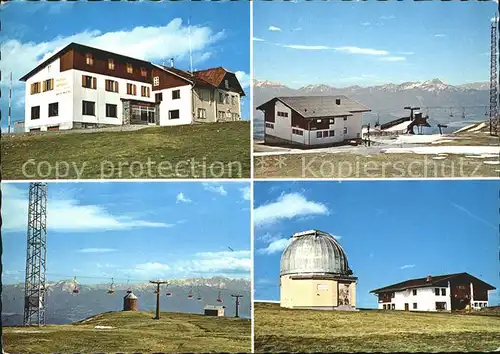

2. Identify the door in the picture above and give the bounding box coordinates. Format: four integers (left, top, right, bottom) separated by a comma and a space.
404, 303, 409, 311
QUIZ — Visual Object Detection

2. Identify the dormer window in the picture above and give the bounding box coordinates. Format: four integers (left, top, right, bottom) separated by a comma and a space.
85, 54, 93, 66
140, 67, 147, 77
126, 64, 133, 74
108, 59, 115, 70
224, 79, 229, 89
153, 76, 160, 86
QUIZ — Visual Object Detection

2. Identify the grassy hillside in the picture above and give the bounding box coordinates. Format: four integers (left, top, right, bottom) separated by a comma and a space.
1, 121, 250, 179
3, 310, 251, 353
254, 302, 500, 352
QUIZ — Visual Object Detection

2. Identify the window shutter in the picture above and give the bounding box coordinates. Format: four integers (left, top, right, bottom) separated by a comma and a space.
92, 77, 97, 89
42, 81, 46, 92
30, 84, 34, 94
82, 75, 85, 87
50, 78, 54, 90
114, 81, 118, 92
133, 85, 137, 95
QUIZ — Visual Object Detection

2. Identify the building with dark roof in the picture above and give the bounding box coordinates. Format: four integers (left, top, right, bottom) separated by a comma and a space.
20, 42, 245, 132
371, 272, 496, 312
256, 95, 371, 147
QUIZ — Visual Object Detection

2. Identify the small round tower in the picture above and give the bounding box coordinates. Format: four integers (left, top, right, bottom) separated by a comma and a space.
123, 291, 138, 311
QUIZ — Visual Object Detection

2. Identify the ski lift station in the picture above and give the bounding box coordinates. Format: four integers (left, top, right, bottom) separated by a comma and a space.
204, 305, 225, 317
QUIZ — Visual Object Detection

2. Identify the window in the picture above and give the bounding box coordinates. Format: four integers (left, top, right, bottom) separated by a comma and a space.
140, 67, 147, 77
169, 109, 180, 119
31, 106, 40, 120
105, 80, 118, 93
82, 101, 95, 116
413, 303, 417, 310
42, 79, 54, 92
436, 302, 446, 310
218, 111, 225, 119
225, 94, 229, 104
82, 75, 97, 89
172, 90, 180, 100
277, 111, 289, 117
329, 130, 335, 137
155, 93, 163, 102
126, 63, 133, 74
141, 86, 150, 97
412, 289, 417, 296
292, 129, 303, 136
343, 127, 348, 135
48, 102, 58, 117
224, 79, 229, 89
231, 113, 239, 120
383, 304, 387, 310
435, 288, 440, 296
391, 304, 395, 310
127, 83, 137, 95
108, 59, 115, 70
31, 82, 41, 94
322, 131, 329, 138
231, 95, 236, 105
343, 116, 348, 121
316, 131, 322, 138
265, 122, 274, 129
85, 53, 93, 65
329, 119, 334, 124
106, 104, 117, 118
153, 76, 160, 87
219, 92, 224, 103
131, 106, 155, 124
198, 108, 207, 119
441, 288, 446, 296
317, 119, 322, 123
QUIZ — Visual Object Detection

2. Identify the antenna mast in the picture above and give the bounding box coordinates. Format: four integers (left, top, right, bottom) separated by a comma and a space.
23, 182, 48, 326
188, 16, 193, 75
8, 71, 12, 133
490, 13, 499, 136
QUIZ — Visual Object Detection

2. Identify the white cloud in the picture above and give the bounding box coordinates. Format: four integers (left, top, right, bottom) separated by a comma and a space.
258, 238, 291, 255
379, 56, 406, 62
292, 27, 302, 31
202, 182, 227, 196
380, 15, 395, 20
282, 44, 331, 50
334, 46, 389, 56
133, 262, 171, 274
254, 193, 329, 226
400, 264, 415, 270
2, 184, 173, 232
399, 51, 415, 55
235, 71, 250, 89
78, 248, 118, 253
434, 34, 447, 38
360, 22, 371, 26
240, 186, 250, 201
253, 37, 266, 42
269, 26, 282, 32
1, 18, 224, 95
176, 192, 192, 204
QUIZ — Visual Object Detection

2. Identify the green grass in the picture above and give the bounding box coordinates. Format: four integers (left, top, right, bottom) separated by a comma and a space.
254, 302, 500, 353
254, 152, 499, 178
1, 121, 250, 179
3, 311, 251, 353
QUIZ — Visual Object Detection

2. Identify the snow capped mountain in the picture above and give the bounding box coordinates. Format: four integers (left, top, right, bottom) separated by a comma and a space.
253, 79, 287, 88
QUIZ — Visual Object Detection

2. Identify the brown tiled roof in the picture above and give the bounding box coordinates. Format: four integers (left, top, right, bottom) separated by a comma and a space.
370, 272, 496, 293
193, 67, 227, 87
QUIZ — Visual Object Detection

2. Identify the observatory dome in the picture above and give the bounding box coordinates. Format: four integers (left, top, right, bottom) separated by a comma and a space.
280, 230, 352, 276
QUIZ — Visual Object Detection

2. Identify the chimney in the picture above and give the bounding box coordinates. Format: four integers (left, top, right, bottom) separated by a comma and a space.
336, 98, 341, 105
170, 58, 174, 68
426, 275, 432, 282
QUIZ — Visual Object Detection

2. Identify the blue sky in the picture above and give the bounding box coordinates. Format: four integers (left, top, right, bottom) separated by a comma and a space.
254, 180, 499, 308
2, 181, 251, 285
0, 0, 250, 130
254, 1, 497, 88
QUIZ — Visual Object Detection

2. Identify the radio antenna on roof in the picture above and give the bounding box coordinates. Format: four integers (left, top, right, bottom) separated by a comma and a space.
188, 16, 193, 75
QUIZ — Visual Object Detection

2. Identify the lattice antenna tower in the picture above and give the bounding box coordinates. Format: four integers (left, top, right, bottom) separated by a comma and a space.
23, 182, 48, 326
490, 14, 499, 135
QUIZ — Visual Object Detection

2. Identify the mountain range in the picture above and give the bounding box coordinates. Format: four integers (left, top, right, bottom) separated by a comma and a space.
2, 276, 251, 326
253, 79, 490, 139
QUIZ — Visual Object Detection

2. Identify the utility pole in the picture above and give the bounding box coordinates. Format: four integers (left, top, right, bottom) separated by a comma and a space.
8, 71, 12, 133
490, 14, 499, 136
231, 294, 243, 318
149, 280, 168, 320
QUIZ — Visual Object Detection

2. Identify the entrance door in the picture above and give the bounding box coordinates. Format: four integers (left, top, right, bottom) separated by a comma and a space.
404, 303, 409, 311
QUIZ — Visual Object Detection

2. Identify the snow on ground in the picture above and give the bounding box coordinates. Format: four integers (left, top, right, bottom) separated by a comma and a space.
431, 139, 455, 144
382, 146, 500, 156
453, 123, 478, 134
432, 156, 447, 160
371, 134, 457, 145
484, 161, 500, 165
468, 122, 487, 132
94, 325, 115, 329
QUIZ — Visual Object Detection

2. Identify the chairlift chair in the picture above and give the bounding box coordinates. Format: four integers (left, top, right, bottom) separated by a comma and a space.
72, 277, 80, 294
107, 278, 115, 295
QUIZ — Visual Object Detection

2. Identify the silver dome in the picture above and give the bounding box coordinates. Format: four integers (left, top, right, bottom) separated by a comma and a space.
280, 230, 352, 276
